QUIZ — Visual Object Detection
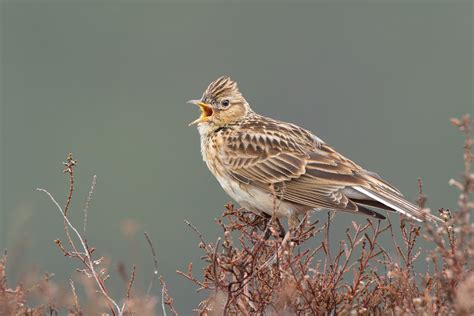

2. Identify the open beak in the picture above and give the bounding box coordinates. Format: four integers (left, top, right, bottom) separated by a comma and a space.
188, 100, 213, 126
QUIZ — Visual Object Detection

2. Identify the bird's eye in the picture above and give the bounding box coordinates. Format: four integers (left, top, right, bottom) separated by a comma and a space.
221, 99, 230, 108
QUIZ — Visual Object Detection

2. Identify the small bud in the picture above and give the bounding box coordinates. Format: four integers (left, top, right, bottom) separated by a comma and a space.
450, 118, 462, 126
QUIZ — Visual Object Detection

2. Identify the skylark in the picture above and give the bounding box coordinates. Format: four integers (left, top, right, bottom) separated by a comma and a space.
189, 76, 441, 228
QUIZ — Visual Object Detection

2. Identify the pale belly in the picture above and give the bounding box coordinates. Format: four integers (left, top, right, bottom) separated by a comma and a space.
214, 174, 308, 219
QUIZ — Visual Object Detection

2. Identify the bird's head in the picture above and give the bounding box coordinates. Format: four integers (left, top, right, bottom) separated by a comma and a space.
188, 76, 251, 127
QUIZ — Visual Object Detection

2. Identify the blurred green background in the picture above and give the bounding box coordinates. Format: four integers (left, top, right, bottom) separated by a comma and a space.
1, 0, 472, 313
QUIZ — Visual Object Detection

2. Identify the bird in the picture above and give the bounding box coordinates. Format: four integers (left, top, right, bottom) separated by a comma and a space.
188, 76, 442, 229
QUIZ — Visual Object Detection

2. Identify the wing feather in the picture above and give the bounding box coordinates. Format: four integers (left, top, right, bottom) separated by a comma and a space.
218, 116, 441, 222
221, 123, 362, 211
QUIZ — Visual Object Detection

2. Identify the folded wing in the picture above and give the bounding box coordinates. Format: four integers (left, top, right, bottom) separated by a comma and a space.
221, 118, 441, 223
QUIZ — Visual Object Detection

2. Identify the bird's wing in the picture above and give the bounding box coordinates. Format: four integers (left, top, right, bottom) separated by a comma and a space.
221, 118, 441, 222
220, 121, 373, 213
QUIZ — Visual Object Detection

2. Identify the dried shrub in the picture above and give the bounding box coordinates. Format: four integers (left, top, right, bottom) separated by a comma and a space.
0, 153, 177, 315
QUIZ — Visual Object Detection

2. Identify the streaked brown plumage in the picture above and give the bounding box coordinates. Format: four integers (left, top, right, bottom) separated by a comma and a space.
189, 76, 442, 228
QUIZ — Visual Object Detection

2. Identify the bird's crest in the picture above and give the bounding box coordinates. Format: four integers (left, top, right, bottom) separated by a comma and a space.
203, 76, 241, 101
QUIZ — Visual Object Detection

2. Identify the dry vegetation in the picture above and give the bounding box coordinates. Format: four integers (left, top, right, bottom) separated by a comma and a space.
0, 115, 472, 315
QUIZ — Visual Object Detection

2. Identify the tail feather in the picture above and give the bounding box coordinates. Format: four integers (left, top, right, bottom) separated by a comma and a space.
351, 198, 396, 212
335, 200, 387, 220
354, 204, 386, 220
353, 186, 442, 223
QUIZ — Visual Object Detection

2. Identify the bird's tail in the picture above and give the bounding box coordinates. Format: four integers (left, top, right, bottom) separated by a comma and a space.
352, 185, 443, 223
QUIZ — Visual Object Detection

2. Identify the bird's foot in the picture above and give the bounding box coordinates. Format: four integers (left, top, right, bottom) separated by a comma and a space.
260, 213, 286, 240
275, 218, 286, 239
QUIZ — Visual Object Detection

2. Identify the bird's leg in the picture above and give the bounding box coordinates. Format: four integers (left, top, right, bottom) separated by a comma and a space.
258, 212, 286, 240
261, 213, 274, 240
275, 218, 286, 239
249, 211, 269, 227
